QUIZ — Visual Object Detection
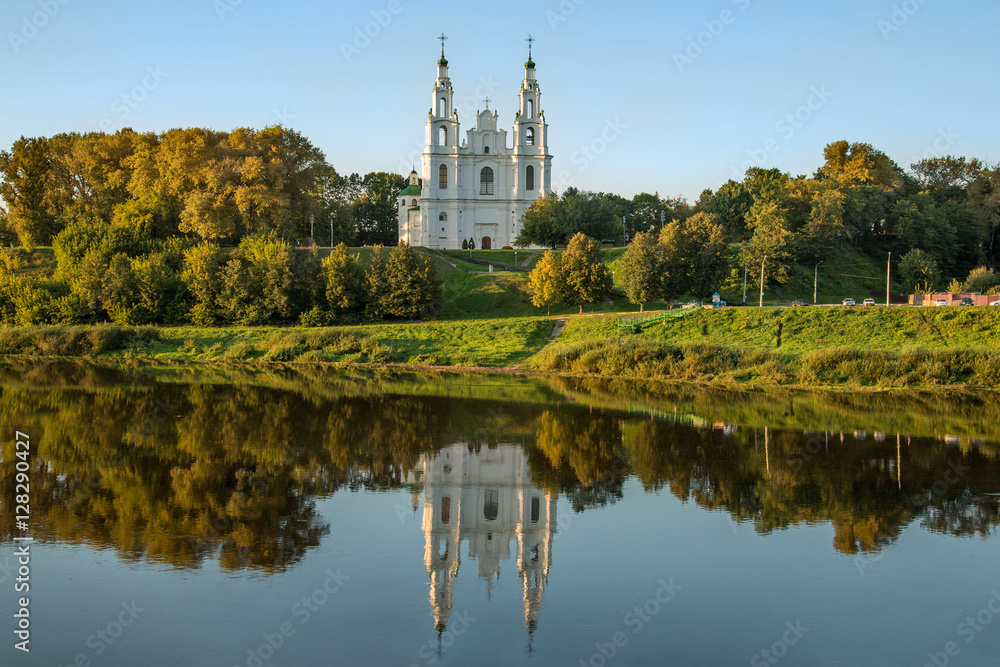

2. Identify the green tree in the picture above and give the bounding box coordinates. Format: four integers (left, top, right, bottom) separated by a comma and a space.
517, 193, 562, 248
528, 250, 568, 315
660, 212, 730, 299
701, 180, 753, 241
617, 231, 663, 311
354, 172, 406, 246
0, 136, 59, 247
181, 242, 226, 325
898, 249, 941, 293
797, 187, 847, 265
379, 243, 441, 319
962, 266, 999, 294
322, 243, 365, 317
740, 201, 796, 287
560, 232, 612, 314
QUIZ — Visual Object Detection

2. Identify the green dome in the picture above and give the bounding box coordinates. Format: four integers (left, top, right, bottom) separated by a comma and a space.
438, 56, 448, 66
525, 57, 535, 69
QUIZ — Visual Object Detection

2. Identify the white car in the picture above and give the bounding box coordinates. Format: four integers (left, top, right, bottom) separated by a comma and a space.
991, 301, 1000, 306
934, 299, 948, 306
863, 298, 876, 306
842, 298, 856, 306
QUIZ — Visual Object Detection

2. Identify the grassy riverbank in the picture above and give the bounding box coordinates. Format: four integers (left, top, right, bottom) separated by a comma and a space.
2, 306, 999, 388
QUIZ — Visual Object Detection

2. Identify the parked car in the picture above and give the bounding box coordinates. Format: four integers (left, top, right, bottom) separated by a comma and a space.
960, 297, 974, 306
712, 300, 727, 309
934, 298, 949, 306
792, 299, 808, 307
842, 298, 856, 306
863, 298, 876, 306
991, 301, 1000, 306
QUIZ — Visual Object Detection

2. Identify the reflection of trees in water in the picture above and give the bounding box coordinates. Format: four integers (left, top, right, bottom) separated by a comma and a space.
0, 379, 450, 574
616, 419, 1000, 554
1, 363, 999, 569
528, 410, 626, 512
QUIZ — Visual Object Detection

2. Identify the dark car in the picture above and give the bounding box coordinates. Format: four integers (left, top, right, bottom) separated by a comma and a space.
792, 299, 808, 307
960, 297, 974, 306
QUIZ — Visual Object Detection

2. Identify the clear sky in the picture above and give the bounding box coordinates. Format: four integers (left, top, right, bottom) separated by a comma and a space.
2, 0, 997, 202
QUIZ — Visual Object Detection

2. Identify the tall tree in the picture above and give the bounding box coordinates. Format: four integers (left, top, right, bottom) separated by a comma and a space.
517, 193, 563, 248
659, 212, 730, 299
617, 230, 663, 312
354, 172, 406, 246
528, 250, 568, 315
560, 232, 613, 314
322, 243, 365, 317
378, 243, 441, 319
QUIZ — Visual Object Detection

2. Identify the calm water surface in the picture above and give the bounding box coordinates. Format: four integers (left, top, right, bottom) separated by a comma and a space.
1, 364, 999, 666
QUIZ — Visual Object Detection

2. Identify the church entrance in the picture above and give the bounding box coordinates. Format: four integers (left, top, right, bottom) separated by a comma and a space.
481, 236, 492, 250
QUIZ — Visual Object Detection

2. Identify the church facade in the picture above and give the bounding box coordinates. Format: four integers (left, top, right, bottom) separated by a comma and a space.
397, 41, 553, 250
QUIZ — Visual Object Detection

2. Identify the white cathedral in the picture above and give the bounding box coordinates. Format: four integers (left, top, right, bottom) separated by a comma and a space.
397, 38, 554, 250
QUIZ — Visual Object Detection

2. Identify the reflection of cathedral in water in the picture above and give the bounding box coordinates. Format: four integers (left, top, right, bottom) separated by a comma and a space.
405, 443, 556, 633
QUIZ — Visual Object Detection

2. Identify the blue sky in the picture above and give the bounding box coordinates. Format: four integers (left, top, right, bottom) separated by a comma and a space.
2, 0, 997, 202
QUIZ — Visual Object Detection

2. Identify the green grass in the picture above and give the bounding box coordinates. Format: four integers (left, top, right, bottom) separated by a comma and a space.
556, 306, 1000, 354
131, 318, 556, 368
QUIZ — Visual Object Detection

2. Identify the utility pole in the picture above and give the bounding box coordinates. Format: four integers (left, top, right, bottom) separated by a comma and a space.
886, 252, 892, 306
329, 219, 333, 248
814, 260, 824, 305
759, 255, 767, 308
743, 268, 748, 303
310, 214, 315, 243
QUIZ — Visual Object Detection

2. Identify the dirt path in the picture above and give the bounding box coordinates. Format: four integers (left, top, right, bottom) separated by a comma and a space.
548, 319, 567, 340
521, 251, 541, 267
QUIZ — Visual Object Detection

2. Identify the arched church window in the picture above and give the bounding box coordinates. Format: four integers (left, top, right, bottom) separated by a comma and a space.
438, 97, 447, 117
411, 199, 417, 206
438, 126, 447, 146
484, 145, 490, 154
480, 167, 494, 195
484, 489, 499, 521
439, 212, 447, 221
526, 165, 535, 191
526, 127, 535, 146
439, 164, 448, 189
441, 496, 451, 524
527, 99, 534, 118
531, 496, 540, 523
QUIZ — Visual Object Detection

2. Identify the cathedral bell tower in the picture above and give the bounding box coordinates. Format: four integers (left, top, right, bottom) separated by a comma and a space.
426, 34, 459, 157
512, 35, 551, 200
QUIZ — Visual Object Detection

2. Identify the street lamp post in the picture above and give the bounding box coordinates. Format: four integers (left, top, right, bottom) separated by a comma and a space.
886, 252, 892, 306
759, 255, 767, 308
814, 260, 824, 305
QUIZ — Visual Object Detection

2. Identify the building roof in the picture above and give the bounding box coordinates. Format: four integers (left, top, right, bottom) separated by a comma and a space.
399, 184, 422, 196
